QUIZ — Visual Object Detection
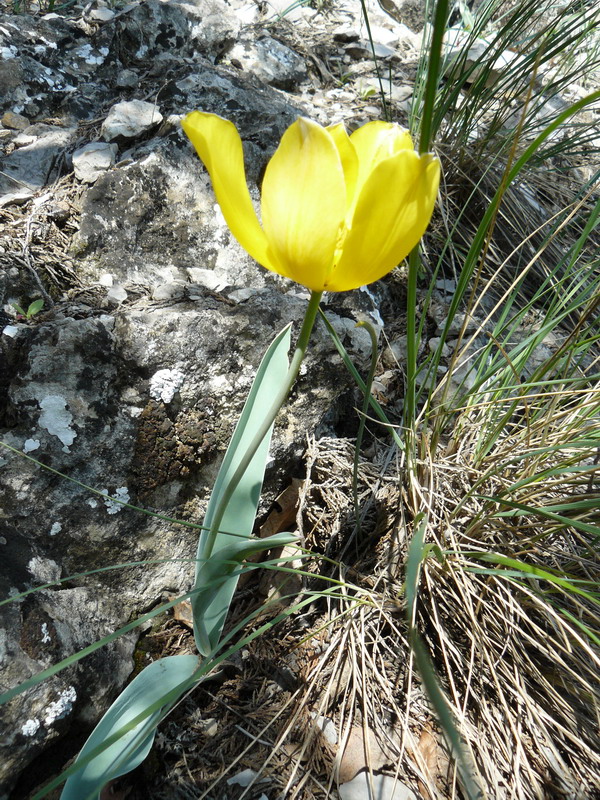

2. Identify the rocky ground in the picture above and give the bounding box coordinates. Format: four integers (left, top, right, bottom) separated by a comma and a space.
1, 0, 598, 798
0, 1, 439, 796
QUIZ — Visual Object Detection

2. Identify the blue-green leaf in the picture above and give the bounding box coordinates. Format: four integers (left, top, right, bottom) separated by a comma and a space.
192, 531, 300, 629
193, 324, 292, 655
60, 655, 200, 800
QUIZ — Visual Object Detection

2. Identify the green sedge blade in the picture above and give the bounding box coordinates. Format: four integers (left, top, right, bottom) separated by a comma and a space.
193, 324, 292, 655
27, 298, 44, 316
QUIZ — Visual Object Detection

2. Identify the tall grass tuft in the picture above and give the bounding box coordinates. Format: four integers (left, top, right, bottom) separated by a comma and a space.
391, 0, 600, 794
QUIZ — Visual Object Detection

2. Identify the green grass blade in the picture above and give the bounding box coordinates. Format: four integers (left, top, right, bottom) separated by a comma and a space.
462, 553, 599, 603
353, 320, 379, 529
0, 558, 195, 609
405, 0, 449, 435
418, 0, 450, 153
405, 512, 427, 617
477, 495, 600, 538
358, 0, 389, 119
0, 591, 200, 707
558, 608, 600, 647
0, 442, 204, 532
410, 633, 483, 800
318, 309, 404, 450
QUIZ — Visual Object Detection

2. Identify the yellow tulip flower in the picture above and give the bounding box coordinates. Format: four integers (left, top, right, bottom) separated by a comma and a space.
181, 111, 440, 293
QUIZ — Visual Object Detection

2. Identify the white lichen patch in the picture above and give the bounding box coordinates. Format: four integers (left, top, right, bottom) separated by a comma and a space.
207, 373, 232, 395
74, 43, 107, 65
27, 556, 60, 583
21, 719, 40, 737
38, 395, 75, 451
49, 522, 61, 536
43, 686, 76, 727
149, 368, 184, 404
41, 623, 51, 643
19, 688, 77, 735
23, 438, 40, 453
100, 486, 130, 514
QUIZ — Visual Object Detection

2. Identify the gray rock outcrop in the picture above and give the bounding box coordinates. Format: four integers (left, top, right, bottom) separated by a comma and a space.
0, 0, 393, 794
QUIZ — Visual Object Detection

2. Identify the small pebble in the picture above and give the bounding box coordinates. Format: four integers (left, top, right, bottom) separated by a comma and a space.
2, 111, 30, 130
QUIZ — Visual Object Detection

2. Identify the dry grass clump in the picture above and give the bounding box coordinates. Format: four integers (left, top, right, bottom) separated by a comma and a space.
417, 456, 599, 796
278, 422, 600, 799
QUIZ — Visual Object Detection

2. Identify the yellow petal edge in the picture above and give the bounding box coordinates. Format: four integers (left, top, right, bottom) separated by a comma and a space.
181, 111, 271, 269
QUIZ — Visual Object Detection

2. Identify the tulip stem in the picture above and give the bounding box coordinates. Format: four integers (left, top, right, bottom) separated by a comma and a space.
204, 290, 323, 558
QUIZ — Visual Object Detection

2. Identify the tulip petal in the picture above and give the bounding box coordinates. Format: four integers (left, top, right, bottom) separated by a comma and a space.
327, 152, 440, 292
181, 111, 271, 269
350, 122, 414, 198
327, 123, 358, 210
261, 117, 347, 290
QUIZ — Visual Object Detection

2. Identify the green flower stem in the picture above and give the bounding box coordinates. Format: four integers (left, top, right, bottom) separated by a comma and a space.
203, 290, 323, 559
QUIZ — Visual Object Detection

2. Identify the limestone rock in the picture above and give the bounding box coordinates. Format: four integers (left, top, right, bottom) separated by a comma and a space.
339, 771, 417, 800
115, 69, 139, 89
112, 0, 240, 65
101, 100, 163, 142
1, 111, 29, 130
89, 7, 115, 22
72, 69, 298, 290
0, 12, 86, 119
0, 125, 76, 199
344, 39, 397, 60
225, 35, 308, 89
72, 141, 118, 183
106, 284, 128, 305
443, 27, 528, 87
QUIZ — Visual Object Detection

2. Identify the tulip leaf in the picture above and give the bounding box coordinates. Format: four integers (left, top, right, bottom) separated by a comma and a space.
192, 530, 300, 630
193, 323, 292, 656
60, 654, 200, 800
